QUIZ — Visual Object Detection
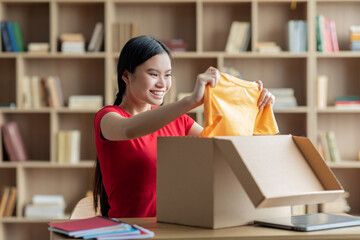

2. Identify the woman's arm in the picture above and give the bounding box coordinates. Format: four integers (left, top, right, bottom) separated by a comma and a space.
101, 67, 219, 141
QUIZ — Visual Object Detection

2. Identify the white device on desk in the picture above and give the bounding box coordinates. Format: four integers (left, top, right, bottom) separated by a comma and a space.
254, 213, 360, 232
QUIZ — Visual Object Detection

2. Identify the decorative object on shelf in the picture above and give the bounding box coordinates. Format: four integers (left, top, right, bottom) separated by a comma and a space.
225, 21, 251, 53
317, 75, 328, 109
288, 20, 307, 52
1, 122, 28, 162
57, 130, 81, 164
316, 15, 339, 52
60, 33, 85, 53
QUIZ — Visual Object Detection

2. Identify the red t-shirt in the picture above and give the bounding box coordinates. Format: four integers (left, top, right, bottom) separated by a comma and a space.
94, 105, 195, 218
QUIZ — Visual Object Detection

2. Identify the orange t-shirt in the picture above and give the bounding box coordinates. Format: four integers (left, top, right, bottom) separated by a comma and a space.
200, 73, 279, 137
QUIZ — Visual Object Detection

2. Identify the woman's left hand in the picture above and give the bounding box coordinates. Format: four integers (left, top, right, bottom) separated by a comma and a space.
256, 80, 275, 111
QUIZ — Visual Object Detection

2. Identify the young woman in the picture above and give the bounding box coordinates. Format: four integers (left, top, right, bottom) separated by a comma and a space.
93, 35, 274, 218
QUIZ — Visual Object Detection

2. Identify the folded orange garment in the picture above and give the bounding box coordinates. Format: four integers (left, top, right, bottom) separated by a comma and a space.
200, 73, 279, 137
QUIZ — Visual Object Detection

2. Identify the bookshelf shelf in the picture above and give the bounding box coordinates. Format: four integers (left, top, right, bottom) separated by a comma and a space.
317, 107, 360, 113
1, 0, 360, 239
328, 161, 360, 169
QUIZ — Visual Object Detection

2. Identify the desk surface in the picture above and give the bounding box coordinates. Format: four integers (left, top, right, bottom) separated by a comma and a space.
51, 218, 360, 240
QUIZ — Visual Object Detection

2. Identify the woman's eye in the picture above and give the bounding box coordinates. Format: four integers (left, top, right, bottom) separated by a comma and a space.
150, 73, 158, 77
166, 74, 172, 77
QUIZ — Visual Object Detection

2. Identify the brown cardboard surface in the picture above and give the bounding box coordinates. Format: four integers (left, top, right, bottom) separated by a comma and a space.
157, 135, 344, 229
215, 135, 344, 208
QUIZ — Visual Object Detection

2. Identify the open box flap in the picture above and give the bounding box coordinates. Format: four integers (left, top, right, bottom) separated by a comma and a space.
214, 135, 344, 208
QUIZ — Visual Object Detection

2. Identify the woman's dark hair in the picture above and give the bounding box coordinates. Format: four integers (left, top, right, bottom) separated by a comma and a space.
93, 35, 171, 216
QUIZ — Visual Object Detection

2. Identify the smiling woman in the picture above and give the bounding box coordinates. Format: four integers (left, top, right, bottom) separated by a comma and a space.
92, 35, 273, 219
93, 36, 217, 219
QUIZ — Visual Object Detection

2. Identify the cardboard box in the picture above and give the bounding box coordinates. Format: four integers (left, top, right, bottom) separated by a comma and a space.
157, 135, 344, 229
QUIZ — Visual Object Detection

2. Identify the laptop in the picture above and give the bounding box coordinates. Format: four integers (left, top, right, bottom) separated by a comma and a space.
254, 213, 360, 232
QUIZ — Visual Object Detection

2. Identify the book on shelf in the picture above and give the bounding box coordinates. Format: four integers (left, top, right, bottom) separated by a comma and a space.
316, 15, 339, 52
25, 194, 66, 219
326, 131, 341, 163
12, 22, 24, 52
48, 216, 154, 239
30, 76, 41, 108
225, 21, 251, 53
22, 75, 32, 109
267, 88, 297, 109
68, 95, 103, 109
317, 131, 341, 163
288, 20, 307, 53
5, 22, 18, 52
28, 42, 49, 53
57, 130, 81, 164
112, 22, 139, 52
317, 75, 328, 109
335, 95, 360, 108
350, 25, 360, 51
60, 33, 85, 53
43, 76, 56, 107
3, 187, 17, 217
24, 75, 62, 109
0, 187, 10, 217
88, 22, 104, 52
255, 42, 281, 53
33, 194, 65, 205
1, 21, 13, 52
0, 21, 24, 52
1, 122, 28, 162
162, 39, 187, 52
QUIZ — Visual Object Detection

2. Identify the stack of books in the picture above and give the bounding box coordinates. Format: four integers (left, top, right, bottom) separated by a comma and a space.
28, 42, 50, 53
60, 33, 85, 53
25, 195, 66, 219
255, 42, 281, 53
267, 88, 297, 109
334, 95, 360, 109
350, 25, 360, 51
48, 216, 154, 240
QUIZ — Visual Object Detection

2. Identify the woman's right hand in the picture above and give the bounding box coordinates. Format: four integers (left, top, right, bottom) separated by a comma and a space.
188, 66, 220, 108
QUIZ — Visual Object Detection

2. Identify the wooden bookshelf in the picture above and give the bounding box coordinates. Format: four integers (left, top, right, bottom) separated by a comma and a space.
1, 0, 360, 239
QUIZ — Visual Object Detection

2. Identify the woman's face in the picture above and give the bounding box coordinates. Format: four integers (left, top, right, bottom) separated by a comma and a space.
125, 52, 172, 106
